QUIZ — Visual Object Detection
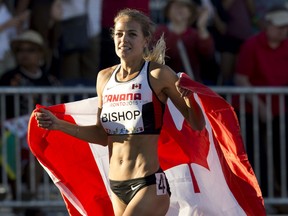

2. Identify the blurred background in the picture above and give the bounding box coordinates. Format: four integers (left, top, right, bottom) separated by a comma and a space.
1, 0, 288, 215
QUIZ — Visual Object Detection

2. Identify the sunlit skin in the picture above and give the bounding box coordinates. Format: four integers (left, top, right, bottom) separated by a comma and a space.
99, 16, 204, 215
35, 14, 205, 216
114, 18, 147, 61
99, 17, 171, 215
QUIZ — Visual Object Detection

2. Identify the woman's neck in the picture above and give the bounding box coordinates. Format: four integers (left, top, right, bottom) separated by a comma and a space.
119, 59, 145, 81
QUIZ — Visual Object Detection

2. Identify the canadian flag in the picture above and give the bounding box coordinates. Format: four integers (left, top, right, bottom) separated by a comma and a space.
27, 73, 266, 216
132, 83, 142, 89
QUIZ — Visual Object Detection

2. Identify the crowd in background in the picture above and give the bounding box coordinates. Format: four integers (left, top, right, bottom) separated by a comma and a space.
1, 0, 288, 215
0, 0, 287, 88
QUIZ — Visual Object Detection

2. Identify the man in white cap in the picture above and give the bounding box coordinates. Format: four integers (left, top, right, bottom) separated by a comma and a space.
0, 29, 60, 118
234, 4, 288, 204
0, 30, 60, 212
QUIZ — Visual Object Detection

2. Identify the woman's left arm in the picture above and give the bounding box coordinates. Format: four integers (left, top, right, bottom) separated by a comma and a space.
151, 64, 205, 131
175, 78, 206, 130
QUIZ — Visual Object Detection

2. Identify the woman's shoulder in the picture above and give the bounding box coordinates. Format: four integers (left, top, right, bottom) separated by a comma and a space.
97, 64, 119, 92
148, 61, 178, 80
98, 64, 118, 80
149, 61, 174, 73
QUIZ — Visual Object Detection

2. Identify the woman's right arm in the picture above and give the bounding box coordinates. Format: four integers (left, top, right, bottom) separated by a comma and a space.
35, 68, 113, 146
35, 107, 108, 146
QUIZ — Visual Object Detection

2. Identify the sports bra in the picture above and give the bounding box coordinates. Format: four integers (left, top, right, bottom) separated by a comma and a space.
100, 61, 165, 135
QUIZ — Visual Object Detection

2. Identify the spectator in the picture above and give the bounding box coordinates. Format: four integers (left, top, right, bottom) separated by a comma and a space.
0, 30, 60, 204
0, 0, 29, 76
154, 0, 215, 83
57, 0, 102, 85
29, 0, 61, 79
16, 0, 102, 84
0, 30, 60, 118
253, 0, 288, 31
210, 0, 255, 85
235, 5, 288, 197
15, 0, 63, 79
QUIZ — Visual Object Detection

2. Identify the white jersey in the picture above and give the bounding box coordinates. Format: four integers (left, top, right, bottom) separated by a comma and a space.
100, 61, 165, 135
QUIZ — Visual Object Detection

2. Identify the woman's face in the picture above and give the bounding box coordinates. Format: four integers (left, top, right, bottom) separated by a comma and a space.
113, 17, 147, 60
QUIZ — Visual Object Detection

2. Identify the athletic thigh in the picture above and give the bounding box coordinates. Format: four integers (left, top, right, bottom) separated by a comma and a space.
111, 192, 127, 216
123, 184, 170, 216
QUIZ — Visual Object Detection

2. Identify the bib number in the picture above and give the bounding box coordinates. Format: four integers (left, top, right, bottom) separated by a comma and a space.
155, 173, 167, 195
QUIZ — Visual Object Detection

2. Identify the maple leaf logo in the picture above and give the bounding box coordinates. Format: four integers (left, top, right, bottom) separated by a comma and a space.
158, 100, 210, 193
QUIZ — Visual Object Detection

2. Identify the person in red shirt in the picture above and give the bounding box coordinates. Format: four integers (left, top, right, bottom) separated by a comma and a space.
212, 0, 255, 85
235, 5, 288, 121
153, 0, 215, 83
235, 5, 288, 197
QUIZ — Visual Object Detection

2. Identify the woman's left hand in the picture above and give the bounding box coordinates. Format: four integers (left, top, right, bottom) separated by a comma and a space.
175, 79, 193, 98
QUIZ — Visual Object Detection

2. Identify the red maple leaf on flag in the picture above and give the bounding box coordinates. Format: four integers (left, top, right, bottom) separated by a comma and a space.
28, 73, 266, 215
158, 102, 210, 193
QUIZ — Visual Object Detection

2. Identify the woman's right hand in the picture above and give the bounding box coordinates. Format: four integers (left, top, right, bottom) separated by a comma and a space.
34, 108, 60, 130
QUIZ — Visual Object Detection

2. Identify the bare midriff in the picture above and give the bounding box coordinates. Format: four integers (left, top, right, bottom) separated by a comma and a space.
108, 134, 160, 181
